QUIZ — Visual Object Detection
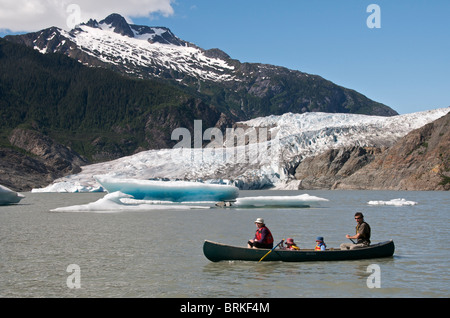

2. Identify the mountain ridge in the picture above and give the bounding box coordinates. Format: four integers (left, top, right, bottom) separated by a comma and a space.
84, 13, 189, 46
5, 13, 398, 120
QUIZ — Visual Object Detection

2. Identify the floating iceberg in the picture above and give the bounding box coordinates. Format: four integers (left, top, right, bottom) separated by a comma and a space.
52, 191, 328, 212
234, 194, 329, 208
95, 176, 239, 202
51, 191, 211, 212
367, 198, 418, 206
0, 184, 25, 205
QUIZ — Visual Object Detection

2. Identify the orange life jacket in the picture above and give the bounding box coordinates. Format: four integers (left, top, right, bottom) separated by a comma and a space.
315, 242, 326, 251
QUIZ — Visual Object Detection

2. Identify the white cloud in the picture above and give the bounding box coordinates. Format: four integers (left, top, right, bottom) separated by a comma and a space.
0, 0, 175, 32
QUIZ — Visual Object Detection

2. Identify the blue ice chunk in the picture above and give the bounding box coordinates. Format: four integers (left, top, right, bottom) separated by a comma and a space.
95, 176, 239, 202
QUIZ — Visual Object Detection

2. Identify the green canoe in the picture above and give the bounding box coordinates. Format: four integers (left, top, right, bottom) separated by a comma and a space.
203, 240, 395, 262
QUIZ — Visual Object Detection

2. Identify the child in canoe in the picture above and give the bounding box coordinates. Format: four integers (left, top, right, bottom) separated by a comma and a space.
281, 238, 300, 250
315, 236, 327, 251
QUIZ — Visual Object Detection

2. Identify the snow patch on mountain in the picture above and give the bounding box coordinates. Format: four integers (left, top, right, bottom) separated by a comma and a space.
46, 22, 237, 82
32, 107, 449, 192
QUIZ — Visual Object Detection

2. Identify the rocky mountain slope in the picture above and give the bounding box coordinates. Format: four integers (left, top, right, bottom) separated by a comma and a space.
294, 146, 382, 190
0, 36, 225, 155
0, 129, 87, 191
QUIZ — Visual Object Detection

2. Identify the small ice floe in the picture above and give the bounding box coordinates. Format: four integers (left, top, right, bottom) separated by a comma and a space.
367, 198, 418, 206
234, 194, 329, 208
51, 191, 210, 212
0, 184, 25, 205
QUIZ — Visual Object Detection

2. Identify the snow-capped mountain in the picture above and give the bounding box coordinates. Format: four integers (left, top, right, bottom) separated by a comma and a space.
33, 107, 449, 192
6, 13, 397, 118
25, 13, 235, 83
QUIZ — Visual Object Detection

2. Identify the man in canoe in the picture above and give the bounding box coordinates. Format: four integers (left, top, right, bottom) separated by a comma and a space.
340, 212, 371, 250
247, 218, 274, 249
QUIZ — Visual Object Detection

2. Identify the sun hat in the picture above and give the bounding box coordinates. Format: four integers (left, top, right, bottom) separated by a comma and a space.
316, 236, 324, 242
254, 218, 265, 224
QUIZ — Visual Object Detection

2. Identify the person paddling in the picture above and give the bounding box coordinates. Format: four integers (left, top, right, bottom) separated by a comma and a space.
247, 218, 274, 249
340, 212, 371, 250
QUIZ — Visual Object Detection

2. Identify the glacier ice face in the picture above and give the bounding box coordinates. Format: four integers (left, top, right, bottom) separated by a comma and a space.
33, 108, 450, 192
31, 181, 103, 193
95, 176, 239, 202
0, 184, 25, 205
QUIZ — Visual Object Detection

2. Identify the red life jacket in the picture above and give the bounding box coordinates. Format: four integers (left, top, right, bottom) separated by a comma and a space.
255, 226, 274, 245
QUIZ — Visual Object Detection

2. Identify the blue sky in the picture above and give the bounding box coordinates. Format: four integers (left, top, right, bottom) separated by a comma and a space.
1, 0, 449, 115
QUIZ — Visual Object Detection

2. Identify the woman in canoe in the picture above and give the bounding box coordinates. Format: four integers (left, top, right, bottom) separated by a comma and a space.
247, 218, 274, 249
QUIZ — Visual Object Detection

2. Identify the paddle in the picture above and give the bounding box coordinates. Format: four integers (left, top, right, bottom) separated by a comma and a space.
258, 239, 285, 263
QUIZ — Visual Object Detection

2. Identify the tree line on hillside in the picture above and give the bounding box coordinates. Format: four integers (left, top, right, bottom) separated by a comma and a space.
0, 38, 203, 160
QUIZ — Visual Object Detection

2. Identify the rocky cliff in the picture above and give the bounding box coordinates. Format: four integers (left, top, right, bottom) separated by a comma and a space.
0, 129, 88, 191
294, 146, 383, 190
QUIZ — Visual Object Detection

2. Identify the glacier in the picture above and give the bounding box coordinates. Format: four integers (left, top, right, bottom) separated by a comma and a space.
31, 181, 103, 193
32, 107, 450, 193
0, 184, 25, 205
